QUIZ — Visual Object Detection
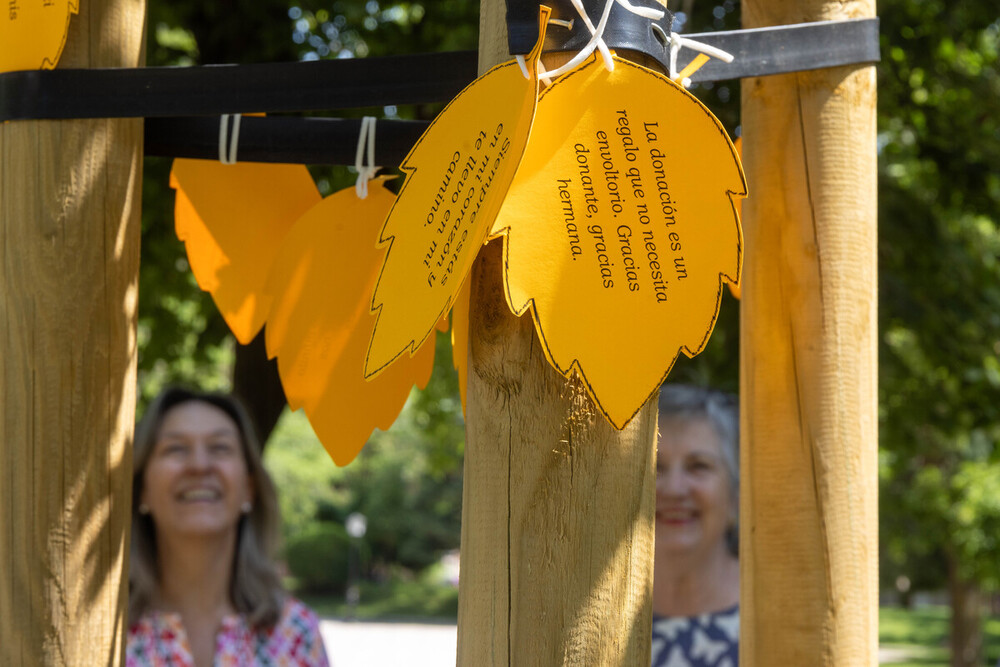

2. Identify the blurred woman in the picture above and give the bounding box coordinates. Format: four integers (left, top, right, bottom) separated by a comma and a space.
127, 387, 329, 666
652, 385, 739, 667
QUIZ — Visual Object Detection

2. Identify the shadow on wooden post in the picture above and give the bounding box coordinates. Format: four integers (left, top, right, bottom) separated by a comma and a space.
0, 0, 145, 664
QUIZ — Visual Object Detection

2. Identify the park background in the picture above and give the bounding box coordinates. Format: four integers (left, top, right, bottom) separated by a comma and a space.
134, 0, 1000, 664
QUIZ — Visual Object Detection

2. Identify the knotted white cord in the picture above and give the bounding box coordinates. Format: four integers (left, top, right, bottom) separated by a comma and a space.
666, 30, 734, 87
544, 0, 666, 79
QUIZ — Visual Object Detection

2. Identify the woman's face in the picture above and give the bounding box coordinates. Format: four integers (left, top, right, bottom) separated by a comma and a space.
141, 401, 253, 541
655, 416, 734, 559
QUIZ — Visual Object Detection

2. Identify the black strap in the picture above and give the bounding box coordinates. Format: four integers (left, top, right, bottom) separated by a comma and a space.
505, 2, 878, 83
665, 18, 881, 82
0, 19, 878, 123
0, 51, 479, 121
145, 116, 429, 165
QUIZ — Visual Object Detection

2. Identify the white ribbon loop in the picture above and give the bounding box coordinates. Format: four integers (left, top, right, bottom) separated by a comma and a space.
218, 113, 242, 165
354, 116, 379, 199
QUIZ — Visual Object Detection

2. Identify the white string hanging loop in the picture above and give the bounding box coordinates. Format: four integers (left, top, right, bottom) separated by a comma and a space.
218, 113, 242, 165
354, 116, 379, 199
667, 31, 735, 87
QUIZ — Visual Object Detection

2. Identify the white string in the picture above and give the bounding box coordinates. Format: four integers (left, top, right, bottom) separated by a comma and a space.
537, 60, 553, 87
569, 0, 615, 72
354, 116, 378, 199
218, 114, 229, 163
667, 31, 735, 87
515, 55, 530, 79
614, 0, 664, 21
218, 113, 242, 165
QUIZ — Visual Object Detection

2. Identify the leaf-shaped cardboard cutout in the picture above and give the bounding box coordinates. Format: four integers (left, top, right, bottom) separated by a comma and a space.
492, 53, 746, 429
263, 177, 436, 465
0, 0, 78, 72
171, 159, 321, 345
363, 6, 552, 379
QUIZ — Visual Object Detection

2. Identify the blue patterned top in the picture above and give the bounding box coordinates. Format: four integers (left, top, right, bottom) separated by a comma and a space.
651, 605, 739, 667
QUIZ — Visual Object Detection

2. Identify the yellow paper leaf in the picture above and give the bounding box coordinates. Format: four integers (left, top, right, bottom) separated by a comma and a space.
171, 159, 321, 345
450, 275, 472, 416
263, 178, 435, 465
363, 6, 551, 378
0, 0, 78, 72
492, 53, 746, 429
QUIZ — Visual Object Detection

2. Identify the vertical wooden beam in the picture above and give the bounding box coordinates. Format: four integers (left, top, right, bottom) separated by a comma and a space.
0, 0, 145, 663
739, 0, 878, 664
456, 2, 661, 664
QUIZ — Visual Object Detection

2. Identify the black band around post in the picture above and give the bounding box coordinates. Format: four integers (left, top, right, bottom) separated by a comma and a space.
506, 0, 675, 71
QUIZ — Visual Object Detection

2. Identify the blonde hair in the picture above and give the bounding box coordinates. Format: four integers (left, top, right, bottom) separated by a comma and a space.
129, 388, 285, 628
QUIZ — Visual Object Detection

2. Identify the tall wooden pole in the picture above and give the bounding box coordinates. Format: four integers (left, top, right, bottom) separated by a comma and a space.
739, 0, 878, 664
0, 0, 145, 663
456, 2, 662, 664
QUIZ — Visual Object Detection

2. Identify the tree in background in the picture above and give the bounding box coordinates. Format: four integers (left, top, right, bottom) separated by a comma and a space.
265, 333, 465, 590
877, 2, 1000, 665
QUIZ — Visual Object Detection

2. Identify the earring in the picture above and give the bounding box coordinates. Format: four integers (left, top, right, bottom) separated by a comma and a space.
241, 501, 253, 514
138, 503, 150, 515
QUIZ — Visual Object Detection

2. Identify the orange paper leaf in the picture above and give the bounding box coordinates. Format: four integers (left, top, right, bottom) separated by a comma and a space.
171, 159, 321, 345
263, 178, 436, 465
492, 54, 746, 428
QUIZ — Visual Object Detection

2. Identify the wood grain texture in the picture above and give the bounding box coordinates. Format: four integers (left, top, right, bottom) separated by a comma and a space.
739, 0, 878, 664
0, 0, 145, 663
456, 3, 661, 664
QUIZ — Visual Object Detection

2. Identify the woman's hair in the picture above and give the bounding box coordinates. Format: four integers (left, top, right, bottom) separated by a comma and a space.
657, 384, 739, 556
129, 387, 285, 627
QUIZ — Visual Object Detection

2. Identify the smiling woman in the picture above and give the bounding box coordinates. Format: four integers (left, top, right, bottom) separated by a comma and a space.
127, 388, 329, 667
652, 384, 740, 667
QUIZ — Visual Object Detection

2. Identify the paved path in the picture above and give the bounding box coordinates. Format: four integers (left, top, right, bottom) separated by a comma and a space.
322, 619, 916, 666
320, 619, 457, 667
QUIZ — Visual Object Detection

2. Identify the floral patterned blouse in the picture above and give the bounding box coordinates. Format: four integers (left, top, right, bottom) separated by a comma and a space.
126, 597, 330, 666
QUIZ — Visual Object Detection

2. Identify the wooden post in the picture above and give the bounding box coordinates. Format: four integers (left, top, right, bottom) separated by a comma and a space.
456, 2, 662, 664
739, 0, 878, 664
0, 0, 144, 663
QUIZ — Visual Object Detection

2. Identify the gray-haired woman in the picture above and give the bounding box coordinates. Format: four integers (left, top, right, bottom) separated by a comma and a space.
652, 384, 740, 667
126, 387, 329, 666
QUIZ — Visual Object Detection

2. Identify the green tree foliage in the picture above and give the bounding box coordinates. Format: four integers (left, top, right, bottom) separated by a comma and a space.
877, 0, 1000, 586
285, 523, 353, 592
877, 2, 1000, 663
265, 332, 465, 581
